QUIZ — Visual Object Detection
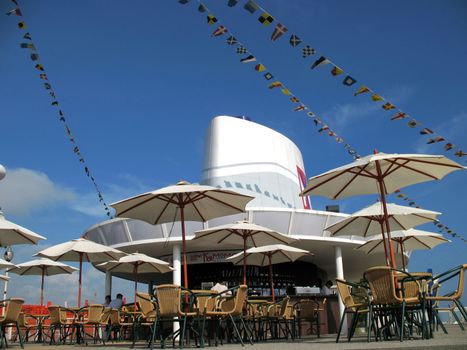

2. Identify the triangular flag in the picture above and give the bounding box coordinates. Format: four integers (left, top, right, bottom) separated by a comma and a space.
258, 12, 274, 26
240, 55, 256, 63
371, 94, 383, 102
271, 23, 288, 41
419, 128, 433, 135
311, 56, 330, 69
255, 64, 266, 72
244, 0, 259, 13
354, 86, 370, 96
331, 66, 343, 76
342, 76, 357, 86
6, 8, 21, 16
382, 102, 396, 110
268, 81, 282, 89
391, 112, 407, 120
212, 25, 228, 37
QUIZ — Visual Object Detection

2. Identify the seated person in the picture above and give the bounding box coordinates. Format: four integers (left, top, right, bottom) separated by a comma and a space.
211, 282, 231, 295
108, 293, 123, 309
104, 295, 111, 307
321, 280, 334, 295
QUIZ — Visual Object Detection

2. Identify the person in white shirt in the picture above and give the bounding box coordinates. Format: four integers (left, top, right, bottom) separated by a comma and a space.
108, 293, 123, 309
321, 280, 334, 295
211, 282, 231, 295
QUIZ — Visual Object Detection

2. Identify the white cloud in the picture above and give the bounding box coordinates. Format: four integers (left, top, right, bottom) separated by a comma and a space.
0, 168, 75, 216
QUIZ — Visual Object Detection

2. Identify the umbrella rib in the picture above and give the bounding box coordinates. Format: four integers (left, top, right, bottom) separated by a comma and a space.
12, 229, 36, 244
190, 200, 207, 222
391, 216, 409, 230
363, 219, 373, 237
330, 216, 359, 236
384, 159, 442, 180
202, 192, 249, 212
304, 168, 357, 194
411, 237, 433, 249
117, 194, 163, 217
153, 196, 176, 225
333, 164, 371, 199
262, 231, 289, 245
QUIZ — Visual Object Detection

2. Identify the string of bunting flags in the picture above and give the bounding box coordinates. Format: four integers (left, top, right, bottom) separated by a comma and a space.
5, 0, 112, 218
177, 0, 465, 243
180, 0, 362, 160
219, 0, 466, 160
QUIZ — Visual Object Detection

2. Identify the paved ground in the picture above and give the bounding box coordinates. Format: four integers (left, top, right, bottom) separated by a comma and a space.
8, 325, 467, 350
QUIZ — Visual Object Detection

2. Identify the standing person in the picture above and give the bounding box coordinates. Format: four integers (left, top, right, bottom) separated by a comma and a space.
321, 280, 334, 295
109, 293, 123, 309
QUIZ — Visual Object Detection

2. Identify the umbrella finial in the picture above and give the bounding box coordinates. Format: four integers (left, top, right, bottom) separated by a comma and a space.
176, 180, 190, 186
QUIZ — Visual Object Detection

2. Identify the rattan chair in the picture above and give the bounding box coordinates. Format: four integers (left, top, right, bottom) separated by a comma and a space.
426, 264, 467, 331
153, 284, 198, 350
74, 304, 109, 345
107, 308, 133, 342
47, 305, 72, 344
364, 267, 426, 342
295, 299, 321, 339
16, 312, 36, 343
0, 298, 25, 349
201, 285, 252, 347
135, 292, 158, 348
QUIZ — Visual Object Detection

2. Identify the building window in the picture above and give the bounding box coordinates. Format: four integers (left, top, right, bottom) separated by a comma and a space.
273, 195, 279, 201
246, 184, 252, 191
254, 184, 262, 193
235, 182, 243, 189
224, 180, 232, 188
264, 191, 270, 197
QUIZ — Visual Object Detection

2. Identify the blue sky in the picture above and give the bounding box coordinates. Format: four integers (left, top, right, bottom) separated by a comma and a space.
0, 0, 466, 305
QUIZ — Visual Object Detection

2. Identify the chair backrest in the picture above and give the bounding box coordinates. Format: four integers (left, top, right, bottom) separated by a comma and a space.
100, 307, 112, 323
231, 285, 248, 316
2, 298, 25, 323
364, 267, 400, 305
191, 290, 217, 314
136, 292, 156, 318
156, 284, 181, 318
298, 299, 319, 319
17, 312, 27, 327
454, 264, 467, 300
87, 304, 105, 324
109, 309, 121, 326
336, 279, 359, 310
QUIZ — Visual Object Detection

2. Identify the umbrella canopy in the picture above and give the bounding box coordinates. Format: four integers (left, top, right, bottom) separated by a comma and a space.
326, 202, 441, 237
111, 181, 254, 288
226, 244, 310, 302
8, 258, 77, 306
0, 258, 16, 270
300, 153, 464, 268
0, 275, 9, 282
356, 229, 450, 269
99, 253, 173, 303
0, 211, 46, 246
301, 153, 464, 199
36, 238, 126, 307
194, 221, 296, 284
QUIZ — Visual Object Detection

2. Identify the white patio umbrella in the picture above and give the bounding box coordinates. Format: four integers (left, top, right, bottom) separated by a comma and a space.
0, 211, 46, 246
36, 238, 126, 307
226, 244, 311, 302
194, 221, 296, 285
111, 181, 254, 288
8, 258, 77, 306
99, 253, 173, 304
0, 275, 9, 282
325, 202, 441, 260
0, 258, 16, 270
356, 229, 450, 269
300, 152, 464, 268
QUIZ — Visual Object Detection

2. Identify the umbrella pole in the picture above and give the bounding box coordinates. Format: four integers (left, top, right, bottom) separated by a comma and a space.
243, 237, 247, 285
78, 253, 83, 307
134, 263, 138, 306
268, 254, 275, 303
40, 267, 45, 307
400, 241, 406, 270
180, 205, 189, 289
375, 161, 397, 269
378, 221, 390, 265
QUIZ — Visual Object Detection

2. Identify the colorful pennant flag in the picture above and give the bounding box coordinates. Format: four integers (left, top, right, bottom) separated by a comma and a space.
331, 66, 344, 76
258, 12, 274, 26
318, 125, 329, 133
294, 105, 306, 112
178, 0, 191, 4
227, 0, 239, 7
263, 72, 273, 80
290, 97, 300, 103
342, 76, 357, 86
271, 23, 288, 41
226, 36, 237, 45
198, 4, 207, 12
240, 55, 256, 63
30, 53, 39, 61
391, 112, 407, 120
407, 119, 420, 128
255, 63, 266, 72
39, 73, 48, 80
382, 102, 396, 110
268, 81, 282, 89
35, 64, 44, 71
454, 150, 466, 157
289, 34, 302, 47
311, 56, 330, 69
281, 88, 291, 95
354, 86, 370, 96
6, 8, 22, 16
302, 45, 316, 58
212, 25, 228, 37
427, 136, 445, 144
23, 32, 32, 40
244, 0, 259, 13
371, 94, 383, 102
207, 14, 217, 25
420, 128, 433, 135
444, 143, 454, 151
17, 21, 26, 29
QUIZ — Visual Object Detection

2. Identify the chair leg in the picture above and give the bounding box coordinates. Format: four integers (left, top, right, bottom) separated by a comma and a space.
347, 313, 359, 342
451, 309, 465, 331
228, 314, 244, 346
400, 301, 406, 342
454, 300, 467, 322
15, 322, 24, 349
336, 310, 346, 343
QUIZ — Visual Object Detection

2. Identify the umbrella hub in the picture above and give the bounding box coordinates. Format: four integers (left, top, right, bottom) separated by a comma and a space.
176, 180, 190, 186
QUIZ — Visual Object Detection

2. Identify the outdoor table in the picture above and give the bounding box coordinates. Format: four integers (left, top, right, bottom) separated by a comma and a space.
25, 313, 49, 343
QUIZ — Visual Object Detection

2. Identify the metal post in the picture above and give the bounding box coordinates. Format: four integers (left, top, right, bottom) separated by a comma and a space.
172, 244, 181, 338
335, 246, 347, 334
105, 270, 112, 297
